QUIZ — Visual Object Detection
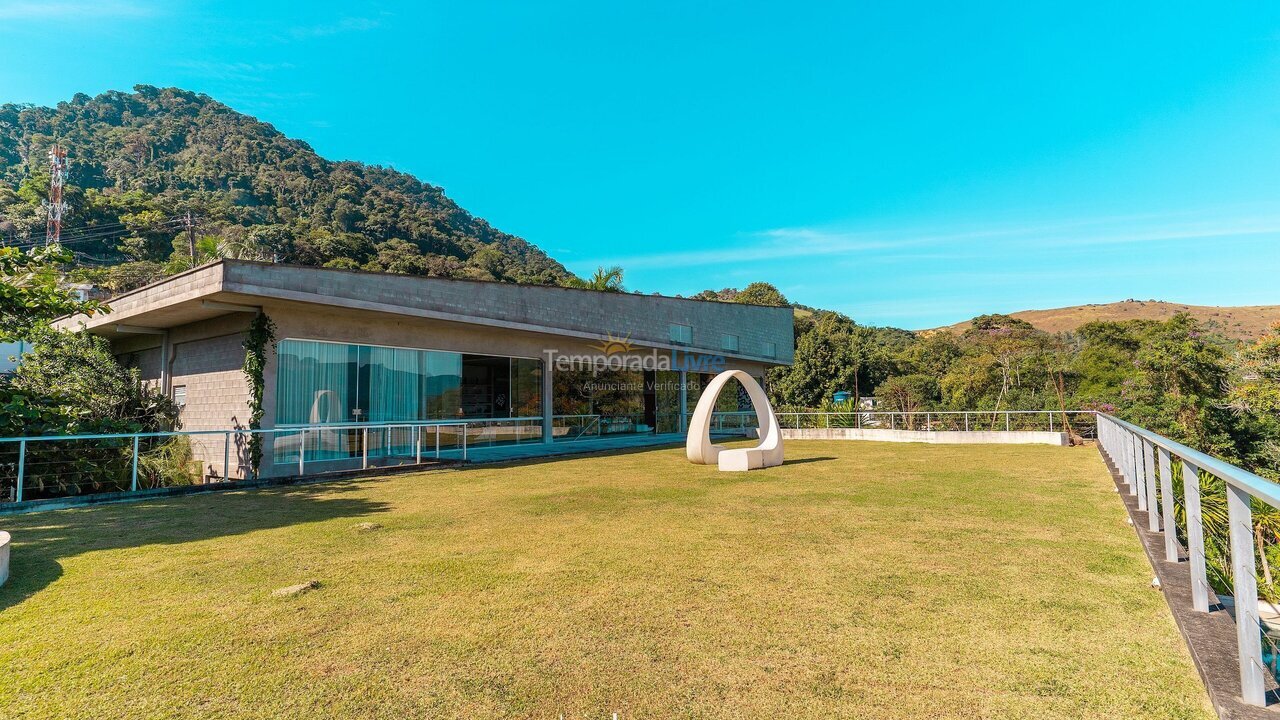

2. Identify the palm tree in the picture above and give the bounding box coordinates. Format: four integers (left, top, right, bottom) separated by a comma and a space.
562, 265, 625, 293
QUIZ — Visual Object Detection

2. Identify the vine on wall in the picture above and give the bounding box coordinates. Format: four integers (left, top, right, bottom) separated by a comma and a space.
242, 313, 276, 478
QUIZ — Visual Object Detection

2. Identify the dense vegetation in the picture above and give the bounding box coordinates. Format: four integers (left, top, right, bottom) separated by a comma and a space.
1, 245, 188, 500
697, 283, 1280, 481
0, 86, 571, 292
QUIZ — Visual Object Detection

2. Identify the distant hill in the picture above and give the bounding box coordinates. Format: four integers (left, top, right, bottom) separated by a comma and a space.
932, 300, 1280, 341
0, 86, 572, 291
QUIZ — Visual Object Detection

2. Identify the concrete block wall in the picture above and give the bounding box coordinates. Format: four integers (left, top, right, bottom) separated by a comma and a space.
171, 333, 251, 480
120, 346, 163, 390
112, 313, 254, 481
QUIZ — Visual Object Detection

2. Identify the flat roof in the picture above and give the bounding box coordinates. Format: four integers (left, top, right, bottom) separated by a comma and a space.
57, 260, 794, 365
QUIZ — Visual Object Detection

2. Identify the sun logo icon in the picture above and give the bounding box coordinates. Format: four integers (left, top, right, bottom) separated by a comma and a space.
590, 332, 635, 356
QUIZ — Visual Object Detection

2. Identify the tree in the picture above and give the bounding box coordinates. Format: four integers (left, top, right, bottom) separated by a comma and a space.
2, 325, 179, 437
1069, 320, 1146, 402
562, 266, 625, 292
1, 326, 185, 498
769, 312, 858, 407
1122, 314, 1238, 457
734, 282, 789, 307
959, 313, 1058, 411
876, 374, 939, 428
1228, 323, 1280, 416
0, 244, 107, 340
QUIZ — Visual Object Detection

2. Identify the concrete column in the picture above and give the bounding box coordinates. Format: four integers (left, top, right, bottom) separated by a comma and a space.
678, 370, 688, 434
541, 356, 554, 444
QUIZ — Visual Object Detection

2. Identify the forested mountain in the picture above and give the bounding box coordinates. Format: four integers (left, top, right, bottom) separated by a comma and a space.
0, 85, 571, 291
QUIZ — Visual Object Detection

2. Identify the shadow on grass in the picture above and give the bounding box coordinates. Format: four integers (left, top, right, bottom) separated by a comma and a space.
0, 480, 389, 612
782, 456, 838, 466
465, 439, 690, 471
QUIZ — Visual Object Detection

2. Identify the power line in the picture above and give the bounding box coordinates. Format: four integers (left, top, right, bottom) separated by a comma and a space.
4, 217, 186, 250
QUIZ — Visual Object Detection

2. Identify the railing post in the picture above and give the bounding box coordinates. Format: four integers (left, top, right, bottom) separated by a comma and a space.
824, 413, 829, 429
415, 426, 422, 464
16, 439, 25, 502
223, 431, 231, 481
131, 435, 140, 492
1133, 433, 1145, 507
1144, 439, 1160, 532
1005, 413, 1010, 432
436, 425, 441, 458
298, 429, 306, 476
1049, 413, 1054, 432
964, 412, 969, 432
362, 427, 369, 470
1227, 481, 1267, 706
1158, 448, 1177, 562
1182, 458, 1210, 613
462, 424, 468, 461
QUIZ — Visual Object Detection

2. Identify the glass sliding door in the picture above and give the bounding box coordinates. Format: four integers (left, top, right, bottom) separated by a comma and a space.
367, 346, 420, 455
655, 370, 681, 433
274, 338, 543, 465
276, 339, 359, 462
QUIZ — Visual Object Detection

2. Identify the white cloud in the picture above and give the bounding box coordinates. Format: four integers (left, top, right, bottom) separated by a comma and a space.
0, 1, 152, 20
578, 206, 1280, 270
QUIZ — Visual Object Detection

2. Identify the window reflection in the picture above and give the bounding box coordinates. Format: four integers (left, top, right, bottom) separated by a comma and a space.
277, 339, 542, 425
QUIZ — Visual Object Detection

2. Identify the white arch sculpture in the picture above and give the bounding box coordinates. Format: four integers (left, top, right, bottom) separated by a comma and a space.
686, 370, 784, 471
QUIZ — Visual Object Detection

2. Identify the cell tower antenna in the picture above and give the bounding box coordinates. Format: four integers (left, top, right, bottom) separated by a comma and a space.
43, 143, 69, 245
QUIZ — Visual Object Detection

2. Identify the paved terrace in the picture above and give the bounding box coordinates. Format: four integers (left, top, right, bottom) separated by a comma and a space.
0, 441, 1213, 719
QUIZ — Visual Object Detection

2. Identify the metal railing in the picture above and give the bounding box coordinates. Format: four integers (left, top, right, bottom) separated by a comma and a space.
551, 413, 662, 441
0, 418, 520, 505
0, 410, 770, 505
1097, 413, 1280, 707
775, 410, 1097, 436
695, 410, 759, 433
553, 414, 602, 441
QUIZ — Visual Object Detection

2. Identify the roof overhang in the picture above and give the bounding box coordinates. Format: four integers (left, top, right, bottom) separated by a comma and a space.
56, 260, 796, 365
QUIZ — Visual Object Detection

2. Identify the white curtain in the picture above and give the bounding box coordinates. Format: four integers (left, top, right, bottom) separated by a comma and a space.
276, 340, 351, 425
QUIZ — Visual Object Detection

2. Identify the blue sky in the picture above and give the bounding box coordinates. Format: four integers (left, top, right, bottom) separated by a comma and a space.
2, 1, 1279, 328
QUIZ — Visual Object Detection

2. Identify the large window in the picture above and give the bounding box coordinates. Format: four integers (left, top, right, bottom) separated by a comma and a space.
275, 340, 542, 462
276, 340, 542, 425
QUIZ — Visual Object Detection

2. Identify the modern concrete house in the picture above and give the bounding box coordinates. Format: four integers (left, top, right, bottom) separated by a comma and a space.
56, 260, 794, 479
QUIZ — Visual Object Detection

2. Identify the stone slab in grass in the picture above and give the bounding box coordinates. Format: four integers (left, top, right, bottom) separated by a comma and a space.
271, 580, 320, 598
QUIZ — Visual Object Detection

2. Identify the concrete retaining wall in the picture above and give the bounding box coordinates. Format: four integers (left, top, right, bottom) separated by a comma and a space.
782, 428, 1069, 446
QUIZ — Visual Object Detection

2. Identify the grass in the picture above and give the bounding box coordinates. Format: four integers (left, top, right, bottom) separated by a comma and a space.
0, 440, 1212, 719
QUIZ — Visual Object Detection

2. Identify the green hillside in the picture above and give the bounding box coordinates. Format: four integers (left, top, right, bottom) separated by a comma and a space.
0, 86, 571, 291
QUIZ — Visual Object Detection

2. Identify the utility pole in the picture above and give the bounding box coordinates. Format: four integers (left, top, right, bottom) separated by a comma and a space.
44, 144, 68, 245
184, 210, 196, 261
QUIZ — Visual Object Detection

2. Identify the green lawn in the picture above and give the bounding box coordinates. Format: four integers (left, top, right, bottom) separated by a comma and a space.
0, 441, 1212, 719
